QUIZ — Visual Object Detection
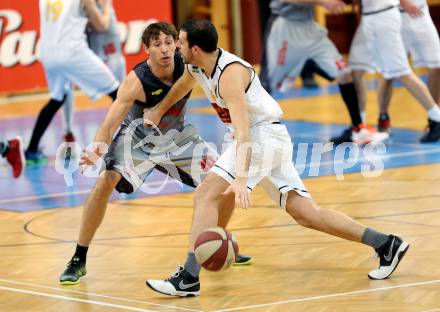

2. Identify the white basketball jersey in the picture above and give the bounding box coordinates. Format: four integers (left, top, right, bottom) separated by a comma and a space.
188, 49, 283, 129
362, 0, 399, 12
39, 0, 88, 47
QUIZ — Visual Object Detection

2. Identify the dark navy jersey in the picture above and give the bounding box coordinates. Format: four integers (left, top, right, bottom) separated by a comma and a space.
122, 52, 190, 135
133, 52, 190, 108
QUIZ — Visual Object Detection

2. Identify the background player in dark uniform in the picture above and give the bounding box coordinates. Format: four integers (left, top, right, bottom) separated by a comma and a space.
59, 22, 250, 285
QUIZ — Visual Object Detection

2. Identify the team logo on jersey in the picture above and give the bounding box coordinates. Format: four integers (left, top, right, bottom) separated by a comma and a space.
191, 66, 200, 73
151, 89, 163, 96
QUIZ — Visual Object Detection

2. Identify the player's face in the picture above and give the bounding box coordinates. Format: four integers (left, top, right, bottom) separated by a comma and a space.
177, 31, 193, 64
147, 32, 176, 66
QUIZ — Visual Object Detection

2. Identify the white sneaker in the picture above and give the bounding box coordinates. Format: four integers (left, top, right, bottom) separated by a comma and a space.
352, 126, 389, 145
368, 235, 409, 280
146, 266, 200, 297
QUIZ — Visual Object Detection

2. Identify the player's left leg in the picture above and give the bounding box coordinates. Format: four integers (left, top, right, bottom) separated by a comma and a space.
284, 191, 409, 279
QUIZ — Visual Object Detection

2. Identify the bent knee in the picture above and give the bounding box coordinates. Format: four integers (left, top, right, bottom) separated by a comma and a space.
97, 171, 121, 190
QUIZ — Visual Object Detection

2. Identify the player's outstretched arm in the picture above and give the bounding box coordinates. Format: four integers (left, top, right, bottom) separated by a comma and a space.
82, 0, 111, 32
218, 63, 252, 209
143, 67, 195, 127
80, 72, 142, 168
94, 71, 142, 146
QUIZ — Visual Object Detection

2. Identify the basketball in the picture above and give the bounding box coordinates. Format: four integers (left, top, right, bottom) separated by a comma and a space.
194, 227, 239, 271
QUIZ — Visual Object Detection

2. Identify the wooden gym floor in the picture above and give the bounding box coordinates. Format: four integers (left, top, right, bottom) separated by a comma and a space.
0, 78, 440, 311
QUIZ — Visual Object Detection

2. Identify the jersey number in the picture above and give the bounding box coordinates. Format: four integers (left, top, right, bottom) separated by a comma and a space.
46, 0, 63, 22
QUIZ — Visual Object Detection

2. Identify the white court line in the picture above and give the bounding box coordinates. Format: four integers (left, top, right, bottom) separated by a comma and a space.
420, 309, 440, 312
0, 279, 201, 312
0, 180, 180, 205
0, 285, 155, 312
213, 279, 440, 312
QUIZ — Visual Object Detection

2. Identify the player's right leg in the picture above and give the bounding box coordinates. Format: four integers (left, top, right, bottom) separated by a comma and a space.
60, 124, 150, 285
376, 78, 393, 133
427, 68, 440, 104
146, 172, 229, 297
399, 73, 440, 142
59, 170, 121, 285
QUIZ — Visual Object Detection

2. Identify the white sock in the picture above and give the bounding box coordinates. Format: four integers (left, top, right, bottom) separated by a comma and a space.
360, 111, 366, 124
428, 106, 440, 122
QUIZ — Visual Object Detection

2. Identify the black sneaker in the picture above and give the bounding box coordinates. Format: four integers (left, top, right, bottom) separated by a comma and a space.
233, 254, 253, 266
59, 257, 87, 285
420, 119, 440, 143
368, 235, 409, 280
146, 266, 200, 297
330, 127, 352, 145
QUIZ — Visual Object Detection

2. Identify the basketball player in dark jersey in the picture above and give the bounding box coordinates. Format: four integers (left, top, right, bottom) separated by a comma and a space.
59, 22, 251, 285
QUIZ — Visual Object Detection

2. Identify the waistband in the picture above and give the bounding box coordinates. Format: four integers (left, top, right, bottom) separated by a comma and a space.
362, 5, 397, 16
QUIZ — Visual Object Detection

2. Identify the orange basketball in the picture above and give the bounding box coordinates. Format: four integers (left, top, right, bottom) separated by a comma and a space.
194, 227, 239, 271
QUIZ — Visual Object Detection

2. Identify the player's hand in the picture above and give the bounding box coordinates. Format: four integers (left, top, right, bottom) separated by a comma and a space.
320, 0, 346, 14
143, 107, 163, 128
79, 144, 104, 173
401, 1, 423, 18
222, 177, 251, 209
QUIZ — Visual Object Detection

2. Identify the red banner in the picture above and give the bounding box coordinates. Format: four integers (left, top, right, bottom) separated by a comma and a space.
0, 1, 172, 94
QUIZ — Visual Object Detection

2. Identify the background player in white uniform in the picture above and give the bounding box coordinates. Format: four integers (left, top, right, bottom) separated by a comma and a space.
145, 19, 409, 297
26, 0, 119, 164
376, 0, 440, 133
61, 0, 126, 142
349, 0, 440, 142
259, 0, 388, 145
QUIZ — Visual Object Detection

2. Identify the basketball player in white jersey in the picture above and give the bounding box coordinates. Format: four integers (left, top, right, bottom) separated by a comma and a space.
376, 0, 440, 134
61, 0, 126, 142
145, 20, 409, 297
260, 0, 388, 145
349, 0, 440, 142
26, 0, 119, 165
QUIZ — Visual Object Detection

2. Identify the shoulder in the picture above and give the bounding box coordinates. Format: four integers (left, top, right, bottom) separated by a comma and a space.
118, 71, 144, 101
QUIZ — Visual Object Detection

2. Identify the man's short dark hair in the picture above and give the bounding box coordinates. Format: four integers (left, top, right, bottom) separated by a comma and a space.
142, 22, 177, 47
179, 19, 218, 53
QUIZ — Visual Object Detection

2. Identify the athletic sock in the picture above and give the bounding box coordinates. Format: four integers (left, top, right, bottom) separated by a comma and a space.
73, 244, 88, 263
360, 111, 366, 124
184, 252, 201, 278
361, 228, 389, 250
338, 83, 362, 128
62, 90, 74, 134
428, 106, 440, 122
